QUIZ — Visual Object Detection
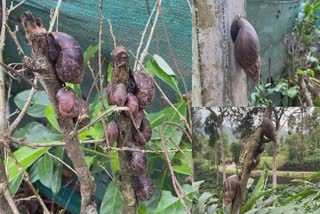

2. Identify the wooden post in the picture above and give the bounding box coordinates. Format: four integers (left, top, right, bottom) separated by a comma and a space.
193, 0, 248, 107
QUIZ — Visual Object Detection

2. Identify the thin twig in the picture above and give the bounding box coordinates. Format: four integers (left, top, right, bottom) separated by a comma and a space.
134, 1, 157, 71
0, 62, 38, 89
137, 0, 162, 71
8, 0, 27, 13
46, 151, 77, 174
108, 19, 117, 49
5, 24, 25, 57
158, 5, 192, 126
48, 0, 62, 32
78, 106, 129, 134
160, 123, 191, 214
7, 136, 105, 148
14, 195, 37, 203
98, 162, 114, 180
3, 189, 20, 214
9, 79, 38, 134
8, 135, 191, 154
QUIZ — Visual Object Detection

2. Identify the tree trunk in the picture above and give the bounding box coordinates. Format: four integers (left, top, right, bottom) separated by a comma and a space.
193, 0, 248, 107
220, 128, 226, 182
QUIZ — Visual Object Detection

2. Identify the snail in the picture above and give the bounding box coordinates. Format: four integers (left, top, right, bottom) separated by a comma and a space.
133, 71, 155, 108
135, 176, 154, 201
262, 117, 277, 142
224, 174, 240, 206
231, 16, 261, 84
127, 141, 147, 176
133, 109, 145, 129
56, 86, 89, 125
47, 32, 84, 84
125, 93, 139, 116
132, 118, 152, 145
105, 120, 119, 146
106, 83, 127, 106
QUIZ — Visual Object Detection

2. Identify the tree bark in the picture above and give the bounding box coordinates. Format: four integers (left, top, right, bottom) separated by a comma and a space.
111, 47, 137, 214
0, 0, 15, 212
193, 0, 248, 107
232, 108, 273, 214
21, 12, 97, 214
220, 127, 226, 182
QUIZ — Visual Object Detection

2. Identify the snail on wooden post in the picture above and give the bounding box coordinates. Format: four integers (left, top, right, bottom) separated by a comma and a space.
231, 16, 261, 84
47, 32, 84, 84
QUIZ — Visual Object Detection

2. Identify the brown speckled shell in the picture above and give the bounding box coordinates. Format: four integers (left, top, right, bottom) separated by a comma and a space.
136, 176, 154, 201
223, 174, 240, 206
105, 120, 119, 146
56, 87, 88, 124
234, 18, 261, 84
132, 118, 152, 145
127, 141, 147, 176
262, 117, 277, 142
125, 93, 139, 116
133, 109, 145, 129
133, 71, 155, 108
106, 83, 127, 106
56, 87, 78, 118
48, 32, 84, 84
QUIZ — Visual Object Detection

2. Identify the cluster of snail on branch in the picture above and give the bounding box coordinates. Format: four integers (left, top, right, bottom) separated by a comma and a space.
223, 116, 277, 207
35, 18, 155, 201
106, 46, 155, 201
45, 31, 89, 125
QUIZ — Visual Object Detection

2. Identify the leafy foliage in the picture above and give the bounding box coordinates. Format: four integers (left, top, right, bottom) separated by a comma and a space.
8, 50, 192, 213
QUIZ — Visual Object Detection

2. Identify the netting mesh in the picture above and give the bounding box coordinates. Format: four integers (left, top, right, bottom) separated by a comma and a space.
247, 0, 303, 81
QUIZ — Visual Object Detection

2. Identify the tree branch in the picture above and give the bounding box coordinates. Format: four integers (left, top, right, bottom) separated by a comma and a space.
21, 12, 97, 214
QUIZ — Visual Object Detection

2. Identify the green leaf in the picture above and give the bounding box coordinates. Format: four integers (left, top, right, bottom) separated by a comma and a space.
172, 151, 192, 175
14, 90, 50, 118
51, 146, 64, 195
146, 59, 181, 97
45, 105, 60, 132
153, 54, 177, 76
288, 86, 299, 98
100, 181, 122, 214
6, 147, 49, 182
85, 155, 96, 168
65, 83, 82, 97
107, 63, 112, 83
38, 154, 54, 188
249, 165, 268, 201
9, 174, 23, 196
242, 185, 283, 213
147, 102, 187, 159
153, 185, 192, 213
14, 122, 61, 143
83, 42, 104, 65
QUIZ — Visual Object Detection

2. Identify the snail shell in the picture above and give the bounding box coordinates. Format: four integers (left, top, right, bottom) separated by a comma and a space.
262, 117, 277, 142
231, 16, 260, 84
223, 174, 240, 206
133, 71, 155, 108
127, 141, 147, 176
132, 118, 152, 145
47, 32, 84, 84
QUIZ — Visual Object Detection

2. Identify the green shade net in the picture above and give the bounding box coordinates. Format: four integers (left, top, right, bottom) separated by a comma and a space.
247, 0, 304, 82
5, 0, 192, 111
